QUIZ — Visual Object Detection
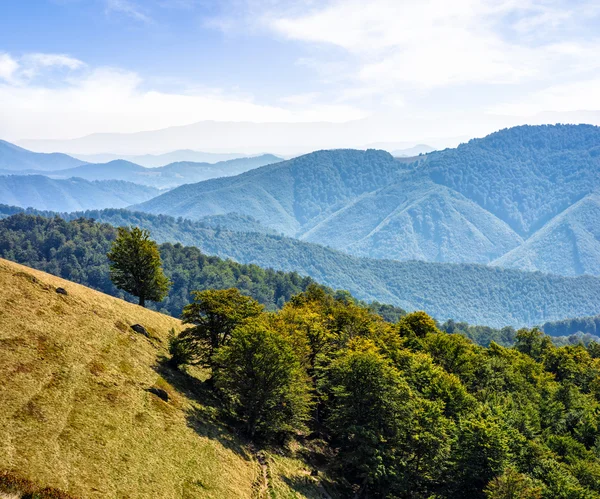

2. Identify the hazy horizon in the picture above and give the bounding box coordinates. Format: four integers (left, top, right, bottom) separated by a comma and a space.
2, 0, 600, 154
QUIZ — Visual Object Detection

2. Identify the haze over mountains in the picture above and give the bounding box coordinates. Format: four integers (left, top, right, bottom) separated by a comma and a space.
23, 154, 282, 189
70, 150, 252, 167
0, 139, 86, 171
0, 176, 160, 211
134, 124, 600, 277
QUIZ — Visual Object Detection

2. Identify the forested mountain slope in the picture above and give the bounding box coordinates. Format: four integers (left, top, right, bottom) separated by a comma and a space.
134, 149, 407, 234
492, 193, 600, 276
0, 140, 85, 171
2, 209, 600, 327
301, 179, 523, 263
133, 125, 600, 274
0, 258, 326, 499
426, 124, 600, 236
0, 175, 160, 211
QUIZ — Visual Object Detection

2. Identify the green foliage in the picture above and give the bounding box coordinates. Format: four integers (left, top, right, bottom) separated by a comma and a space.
107, 226, 171, 307
322, 340, 413, 494
167, 328, 195, 369
213, 322, 312, 440
484, 467, 543, 499
179, 288, 263, 367
0, 213, 317, 316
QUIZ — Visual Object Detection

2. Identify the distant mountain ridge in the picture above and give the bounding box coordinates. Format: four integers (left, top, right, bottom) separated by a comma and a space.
71, 150, 251, 167
0, 153, 282, 189
0, 175, 160, 211
133, 125, 600, 276
0, 139, 85, 171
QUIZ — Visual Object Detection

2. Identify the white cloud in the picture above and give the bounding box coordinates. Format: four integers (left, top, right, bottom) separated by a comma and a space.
0, 52, 85, 84
0, 53, 19, 83
0, 55, 364, 141
256, 0, 600, 93
105, 0, 152, 23
490, 78, 600, 116
20, 53, 85, 79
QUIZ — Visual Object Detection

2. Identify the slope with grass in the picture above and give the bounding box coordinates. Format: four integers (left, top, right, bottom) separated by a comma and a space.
0, 258, 329, 499
0, 175, 160, 211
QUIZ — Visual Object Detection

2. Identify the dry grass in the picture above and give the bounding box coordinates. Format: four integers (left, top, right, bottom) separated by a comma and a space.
0, 259, 323, 499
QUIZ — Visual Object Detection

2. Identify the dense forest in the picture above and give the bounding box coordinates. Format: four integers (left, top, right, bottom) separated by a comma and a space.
168, 285, 600, 498
0, 212, 404, 321
2, 207, 600, 327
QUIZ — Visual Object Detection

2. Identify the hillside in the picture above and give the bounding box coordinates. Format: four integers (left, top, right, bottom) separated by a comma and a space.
0, 140, 85, 172
0, 258, 329, 498
41, 154, 282, 189
301, 179, 523, 263
0, 175, 160, 211
493, 193, 600, 276
133, 149, 408, 234
2, 209, 600, 327
132, 125, 600, 274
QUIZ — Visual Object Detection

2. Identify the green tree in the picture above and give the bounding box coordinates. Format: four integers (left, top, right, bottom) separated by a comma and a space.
213, 322, 311, 440
180, 288, 263, 367
107, 226, 171, 307
452, 414, 511, 498
322, 339, 412, 496
514, 328, 552, 362
484, 467, 542, 499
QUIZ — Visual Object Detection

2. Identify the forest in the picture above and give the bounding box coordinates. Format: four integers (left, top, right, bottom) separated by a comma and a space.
168, 284, 600, 498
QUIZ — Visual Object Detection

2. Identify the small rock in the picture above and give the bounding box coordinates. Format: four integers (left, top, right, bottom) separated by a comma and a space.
147, 386, 169, 402
56, 287, 68, 295
131, 324, 149, 337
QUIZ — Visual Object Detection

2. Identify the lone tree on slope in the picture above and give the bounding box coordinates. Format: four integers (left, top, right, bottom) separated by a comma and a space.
107, 226, 171, 307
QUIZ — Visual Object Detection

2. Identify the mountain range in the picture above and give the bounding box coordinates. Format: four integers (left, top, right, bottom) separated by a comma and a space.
70, 150, 252, 167
133, 125, 600, 276
23, 154, 282, 189
0, 139, 86, 171
0, 176, 160, 211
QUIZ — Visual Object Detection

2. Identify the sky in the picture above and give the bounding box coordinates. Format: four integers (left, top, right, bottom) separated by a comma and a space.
1, 0, 600, 150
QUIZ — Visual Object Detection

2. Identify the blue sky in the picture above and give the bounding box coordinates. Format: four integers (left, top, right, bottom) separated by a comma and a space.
1, 0, 600, 144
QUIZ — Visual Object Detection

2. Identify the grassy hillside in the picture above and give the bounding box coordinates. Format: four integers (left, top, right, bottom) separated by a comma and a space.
0, 175, 160, 211
0, 258, 329, 498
